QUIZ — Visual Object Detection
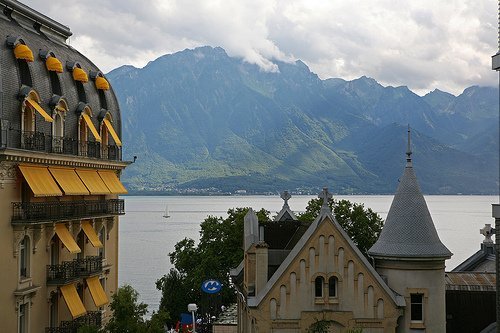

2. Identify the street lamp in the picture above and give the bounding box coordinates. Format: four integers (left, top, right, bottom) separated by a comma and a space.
188, 303, 197, 333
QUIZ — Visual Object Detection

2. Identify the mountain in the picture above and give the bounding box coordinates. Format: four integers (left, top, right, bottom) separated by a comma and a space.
108, 46, 499, 194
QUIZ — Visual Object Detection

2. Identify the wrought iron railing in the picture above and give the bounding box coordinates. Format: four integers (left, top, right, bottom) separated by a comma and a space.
1, 126, 121, 161
47, 256, 103, 285
45, 311, 102, 333
12, 199, 125, 223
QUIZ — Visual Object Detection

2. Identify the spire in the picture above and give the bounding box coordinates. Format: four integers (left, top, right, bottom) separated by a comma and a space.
368, 129, 452, 259
406, 124, 412, 167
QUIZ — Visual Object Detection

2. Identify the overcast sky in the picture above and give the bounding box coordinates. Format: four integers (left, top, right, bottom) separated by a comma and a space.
23, 0, 497, 95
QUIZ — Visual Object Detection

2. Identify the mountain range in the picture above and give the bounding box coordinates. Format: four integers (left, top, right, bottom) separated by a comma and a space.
107, 46, 499, 194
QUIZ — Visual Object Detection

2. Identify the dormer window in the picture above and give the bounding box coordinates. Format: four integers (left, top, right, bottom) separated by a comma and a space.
91, 71, 109, 109
67, 62, 88, 102
8, 37, 34, 87
41, 50, 64, 95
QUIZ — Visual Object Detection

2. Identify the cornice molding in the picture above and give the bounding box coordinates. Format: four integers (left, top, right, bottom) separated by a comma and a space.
0, 148, 130, 170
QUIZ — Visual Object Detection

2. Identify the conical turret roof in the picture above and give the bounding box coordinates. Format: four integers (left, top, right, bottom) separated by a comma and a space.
369, 128, 452, 259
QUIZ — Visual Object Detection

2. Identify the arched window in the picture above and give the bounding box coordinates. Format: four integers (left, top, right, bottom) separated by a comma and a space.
51, 98, 67, 154
68, 62, 88, 103
98, 227, 105, 259
314, 276, 324, 298
50, 237, 59, 265
19, 236, 30, 278
49, 71, 62, 96
76, 232, 85, 260
41, 51, 64, 95
76, 81, 87, 103
98, 90, 108, 110
8, 37, 34, 87
328, 276, 337, 297
17, 59, 32, 86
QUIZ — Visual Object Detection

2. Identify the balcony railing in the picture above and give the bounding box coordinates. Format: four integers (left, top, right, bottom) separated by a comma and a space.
47, 256, 103, 285
45, 311, 102, 333
0, 126, 121, 161
12, 199, 125, 223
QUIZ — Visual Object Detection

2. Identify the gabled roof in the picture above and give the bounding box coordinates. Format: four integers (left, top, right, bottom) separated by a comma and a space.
452, 243, 495, 272
248, 209, 405, 308
369, 128, 452, 259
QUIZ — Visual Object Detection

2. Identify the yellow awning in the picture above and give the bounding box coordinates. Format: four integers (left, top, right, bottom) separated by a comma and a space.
98, 170, 128, 194
81, 221, 103, 248
73, 67, 88, 82
60, 284, 87, 319
75, 169, 111, 195
14, 44, 34, 62
49, 167, 90, 195
86, 276, 109, 307
46, 56, 63, 73
82, 113, 102, 142
95, 76, 110, 90
103, 118, 122, 147
27, 98, 53, 122
55, 224, 81, 254
18, 165, 62, 197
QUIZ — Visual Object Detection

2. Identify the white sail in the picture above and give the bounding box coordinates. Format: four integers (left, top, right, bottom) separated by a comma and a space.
163, 205, 170, 218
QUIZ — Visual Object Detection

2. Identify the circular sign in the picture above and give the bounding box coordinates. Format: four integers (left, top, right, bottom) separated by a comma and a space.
201, 279, 222, 294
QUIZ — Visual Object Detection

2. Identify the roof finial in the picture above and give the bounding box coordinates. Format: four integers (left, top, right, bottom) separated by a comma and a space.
406, 124, 412, 167
318, 187, 332, 214
280, 190, 291, 208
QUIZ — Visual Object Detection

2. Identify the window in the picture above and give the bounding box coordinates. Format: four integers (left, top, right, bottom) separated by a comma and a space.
98, 228, 105, 258
76, 232, 85, 260
18, 59, 32, 87
314, 276, 324, 298
19, 236, 30, 279
49, 71, 62, 96
98, 90, 108, 110
328, 276, 337, 297
76, 81, 87, 103
410, 293, 423, 321
49, 292, 58, 328
18, 303, 27, 333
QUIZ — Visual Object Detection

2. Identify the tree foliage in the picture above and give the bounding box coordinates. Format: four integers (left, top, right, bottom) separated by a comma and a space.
159, 199, 382, 324
105, 284, 148, 333
297, 198, 383, 256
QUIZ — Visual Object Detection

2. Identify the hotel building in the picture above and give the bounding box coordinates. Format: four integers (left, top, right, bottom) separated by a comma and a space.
0, 0, 128, 332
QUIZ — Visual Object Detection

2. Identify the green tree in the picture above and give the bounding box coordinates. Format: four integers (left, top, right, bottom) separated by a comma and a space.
77, 325, 100, 333
158, 208, 270, 325
297, 198, 383, 256
105, 285, 148, 333
156, 268, 192, 327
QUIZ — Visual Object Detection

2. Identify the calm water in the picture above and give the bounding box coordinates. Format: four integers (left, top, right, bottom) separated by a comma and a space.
118, 195, 498, 314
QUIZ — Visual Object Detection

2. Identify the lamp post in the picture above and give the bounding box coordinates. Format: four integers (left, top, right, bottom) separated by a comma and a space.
188, 303, 197, 333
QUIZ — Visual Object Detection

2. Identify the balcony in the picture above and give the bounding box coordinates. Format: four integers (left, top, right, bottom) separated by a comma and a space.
12, 199, 125, 224
47, 256, 103, 285
45, 311, 102, 333
0, 126, 121, 161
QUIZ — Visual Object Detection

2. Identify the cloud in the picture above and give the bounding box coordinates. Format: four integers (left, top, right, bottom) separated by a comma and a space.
23, 0, 497, 95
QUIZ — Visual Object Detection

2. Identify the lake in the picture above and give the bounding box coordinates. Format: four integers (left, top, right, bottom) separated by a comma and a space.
118, 195, 498, 314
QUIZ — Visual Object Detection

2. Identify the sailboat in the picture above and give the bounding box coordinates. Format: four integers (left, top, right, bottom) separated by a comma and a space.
163, 205, 171, 218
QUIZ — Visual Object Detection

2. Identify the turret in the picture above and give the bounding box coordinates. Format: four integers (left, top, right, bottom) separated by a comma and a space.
369, 126, 452, 332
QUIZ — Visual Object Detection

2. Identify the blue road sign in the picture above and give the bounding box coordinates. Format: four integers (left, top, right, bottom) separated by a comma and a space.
201, 279, 222, 294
